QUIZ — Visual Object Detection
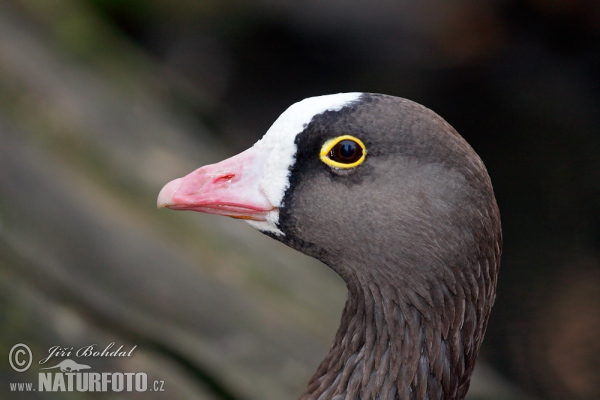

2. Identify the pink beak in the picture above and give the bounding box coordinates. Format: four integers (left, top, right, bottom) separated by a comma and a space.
157, 147, 276, 221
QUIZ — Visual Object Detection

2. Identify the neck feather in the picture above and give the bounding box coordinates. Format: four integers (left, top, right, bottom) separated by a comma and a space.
300, 270, 491, 400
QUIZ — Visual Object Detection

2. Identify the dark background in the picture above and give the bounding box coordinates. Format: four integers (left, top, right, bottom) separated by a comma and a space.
1, 1, 598, 399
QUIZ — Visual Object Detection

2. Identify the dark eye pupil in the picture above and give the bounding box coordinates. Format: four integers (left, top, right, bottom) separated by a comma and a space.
339, 142, 355, 158
330, 140, 363, 164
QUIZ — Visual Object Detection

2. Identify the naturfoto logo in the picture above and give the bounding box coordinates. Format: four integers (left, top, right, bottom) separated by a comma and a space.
8, 343, 165, 394
40, 359, 91, 372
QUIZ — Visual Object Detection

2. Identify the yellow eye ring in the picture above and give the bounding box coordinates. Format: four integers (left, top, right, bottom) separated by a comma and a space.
319, 135, 367, 169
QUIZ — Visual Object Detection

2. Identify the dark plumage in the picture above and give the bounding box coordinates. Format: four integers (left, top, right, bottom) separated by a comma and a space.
159, 93, 502, 399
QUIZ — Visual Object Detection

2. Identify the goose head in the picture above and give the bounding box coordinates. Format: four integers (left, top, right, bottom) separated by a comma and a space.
158, 93, 502, 399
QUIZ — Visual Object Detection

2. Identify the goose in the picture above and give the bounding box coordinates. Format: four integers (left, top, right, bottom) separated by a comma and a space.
158, 93, 502, 400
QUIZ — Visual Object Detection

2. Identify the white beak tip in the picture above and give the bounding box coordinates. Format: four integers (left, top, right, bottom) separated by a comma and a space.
157, 178, 182, 209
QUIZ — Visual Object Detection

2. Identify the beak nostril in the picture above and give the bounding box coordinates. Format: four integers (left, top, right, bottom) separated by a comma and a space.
213, 173, 236, 184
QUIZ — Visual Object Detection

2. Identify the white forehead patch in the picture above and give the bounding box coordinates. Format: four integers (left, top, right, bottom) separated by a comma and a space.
246, 92, 362, 235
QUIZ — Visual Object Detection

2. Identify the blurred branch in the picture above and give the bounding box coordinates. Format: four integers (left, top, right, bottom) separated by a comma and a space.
0, 4, 345, 399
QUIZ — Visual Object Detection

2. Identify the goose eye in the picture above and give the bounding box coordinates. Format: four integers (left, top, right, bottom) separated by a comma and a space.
331, 140, 362, 163
320, 135, 367, 169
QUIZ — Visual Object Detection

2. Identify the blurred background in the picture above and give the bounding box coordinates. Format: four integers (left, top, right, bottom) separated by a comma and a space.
1, 0, 599, 399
